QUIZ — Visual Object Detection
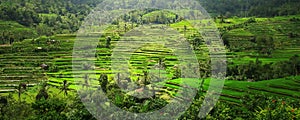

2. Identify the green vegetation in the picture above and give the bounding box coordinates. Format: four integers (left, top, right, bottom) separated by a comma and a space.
1, 0, 300, 119
0, 20, 37, 44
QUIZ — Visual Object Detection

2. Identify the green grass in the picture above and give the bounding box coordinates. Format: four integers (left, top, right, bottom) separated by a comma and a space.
220, 76, 300, 104
156, 75, 300, 105
1, 13, 300, 107
142, 10, 177, 22
0, 20, 37, 44
226, 28, 254, 36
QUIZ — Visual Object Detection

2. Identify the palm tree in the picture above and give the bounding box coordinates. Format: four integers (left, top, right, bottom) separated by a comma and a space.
36, 83, 49, 101
106, 36, 111, 48
199, 61, 210, 92
199, 71, 207, 92
17, 83, 27, 101
183, 25, 187, 36
220, 14, 225, 23
143, 70, 149, 87
151, 84, 156, 98
82, 63, 91, 89
157, 57, 166, 79
99, 74, 108, 93
58, 80, 71, 96
131, 21, 134, 29
116, 73, 120, 85
83, 74, 90, 89
290, 55, 299, 76
124, 23, 127, 32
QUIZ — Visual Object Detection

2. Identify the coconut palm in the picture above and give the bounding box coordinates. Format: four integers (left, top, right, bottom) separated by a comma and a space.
99, 74, 108, 93
157, 57, 166, 79
17, 83, 27, 101
199, 61, 210, 92
143, 70, 149, 86
17, 80, 36, 100
116, 73, 120, 85
83, 74, 90, 89
184, 25, 187, 36
36, 83, 49, 101
58, 80, 71, 96
124, 23, 127, 32
106, 36, 111, 48
290, 55, 299, 76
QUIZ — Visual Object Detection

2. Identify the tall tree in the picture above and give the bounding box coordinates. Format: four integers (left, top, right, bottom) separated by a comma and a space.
106, 36, 111, 48
36, 83, 49, 101
255, 36, 275, 56
290, 55, 300, 76
157, 57, 166, 79
99, 74, 108, 93
58, 80, 71, 96
17, 83, 27, 102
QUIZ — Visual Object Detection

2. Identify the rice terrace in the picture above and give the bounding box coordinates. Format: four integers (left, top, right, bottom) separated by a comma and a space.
0, 0, 300, 119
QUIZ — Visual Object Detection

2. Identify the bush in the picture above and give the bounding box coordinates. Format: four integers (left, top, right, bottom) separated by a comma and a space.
240, 92, 300, 119
30, 98, 68, 120
246, 17, 256, 23
0, 95, 34, 120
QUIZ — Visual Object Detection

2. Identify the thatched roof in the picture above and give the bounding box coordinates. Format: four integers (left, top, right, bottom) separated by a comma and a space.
40, 63, 49, 70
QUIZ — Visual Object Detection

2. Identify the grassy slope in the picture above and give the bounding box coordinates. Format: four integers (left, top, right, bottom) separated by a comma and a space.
1, 12, 300, 105
223, 15, 300, 65
0, 20, 37, 44
220, 76, 300, 105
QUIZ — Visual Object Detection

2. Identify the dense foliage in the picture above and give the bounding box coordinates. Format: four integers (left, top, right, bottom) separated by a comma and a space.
1, 86, 299, 120
199, 0, 300, 17
0, 0, 102, 44
227, 55, 300, 81
0, 0, 300, 119
1, 0, 300, 44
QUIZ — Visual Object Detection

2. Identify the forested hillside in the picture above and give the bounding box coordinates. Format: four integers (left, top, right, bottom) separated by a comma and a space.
0, 0, 300, 44
0, 0, 300, 119
200, 0, 300, 17
0, 0, 102, 44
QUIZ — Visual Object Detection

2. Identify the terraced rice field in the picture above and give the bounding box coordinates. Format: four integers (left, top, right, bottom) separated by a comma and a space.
223, 16, 300, 65
0, 34, 75, 94
1, 15, 300, 106
160, 76, 300, 106
70, 24, 209, 100
219, 76, 300, 106
1, 33, 300, 106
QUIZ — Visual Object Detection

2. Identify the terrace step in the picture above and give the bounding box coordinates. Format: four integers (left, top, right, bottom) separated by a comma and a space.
218, 99, 242, 106
2, 70, 41, 74
0, 75, 32, 79
220, 93, 241, 99
223, 86, 246, 92
248, 86, 300, 99
268, 85, 300, 92
0, 83, 37, 87
0, 80, 22, 83
0, 55, 53, 58
2, 66, 37, 69
0, 89, 16, 93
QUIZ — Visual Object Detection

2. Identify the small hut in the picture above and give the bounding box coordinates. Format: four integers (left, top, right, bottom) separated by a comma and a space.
40, 63, 49, 70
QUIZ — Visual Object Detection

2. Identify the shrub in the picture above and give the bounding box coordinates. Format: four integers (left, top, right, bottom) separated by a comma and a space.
30, 98, 67, 120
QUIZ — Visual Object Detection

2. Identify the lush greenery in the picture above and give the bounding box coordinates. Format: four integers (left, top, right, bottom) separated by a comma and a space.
1, 1, 300, 120
200, 0, 300, 17
1, 77, 300, 119
1, 0, 300, 44
227, 55, 300, 81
